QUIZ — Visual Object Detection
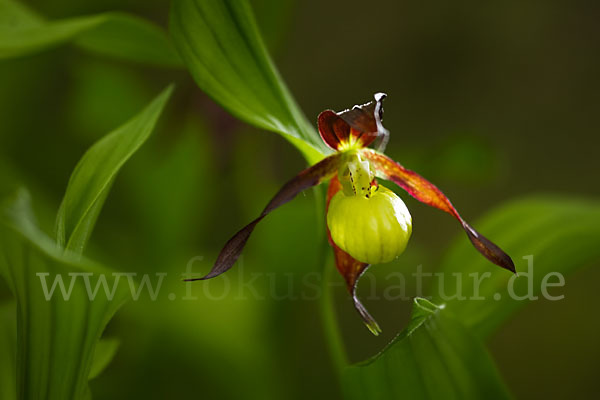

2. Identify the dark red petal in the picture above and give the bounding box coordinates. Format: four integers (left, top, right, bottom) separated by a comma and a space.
326, 177, 382, 335
188, 153, 343, 281
317, 93, 389, 151
318, 110, 346, 150
361, 148, 516, 274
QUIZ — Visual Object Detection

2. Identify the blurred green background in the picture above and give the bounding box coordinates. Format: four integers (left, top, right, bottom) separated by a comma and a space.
1, 0, 598, 399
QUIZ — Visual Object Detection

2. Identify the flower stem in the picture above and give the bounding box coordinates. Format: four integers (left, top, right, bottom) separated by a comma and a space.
320, 254, 349, 371
313, 185, 348, 372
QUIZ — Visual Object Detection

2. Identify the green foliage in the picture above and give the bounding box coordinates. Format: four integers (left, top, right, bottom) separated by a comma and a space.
0, 0, 597, 399
169, 0, 328, 164
0, 86, 172, 399
0, 302, 17, 400
432, 196, 600, 338
336, 195, 600, 399
55, 85, 173, 254
75, 14, 181, 68
343, 298, 511, 400
0, 190, 130, 400
0, 0, 181, 67
88, 339, 120, 381
341, 196, 600, 398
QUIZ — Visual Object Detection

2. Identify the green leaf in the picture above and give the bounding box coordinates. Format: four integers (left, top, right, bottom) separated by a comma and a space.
0, 0, 101, 58
432, 196, 600, 338
0, 302, 17, 400
169, 0, 327, 164
55, 85, 173, 255
0, 190, 131, 400
74, 13, 182, 68
0, 0, 182, 67
342, 298, 511, 400
0, 0, 43, 29
88, 338, 119, 380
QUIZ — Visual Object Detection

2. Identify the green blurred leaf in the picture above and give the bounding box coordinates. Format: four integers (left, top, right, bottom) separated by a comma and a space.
0, 0, 182, 67
169, 0, 327, 164
74, 13, 182, 68
0, 302, 17, 400
0, 190, 131, 400
55, 85, 173, 255
65, 59, 154, 139
88, 338, 119, 380
0, 0, 101, 58
252, 0, 296, 52
0, 0, 43, 29
125, 117, 212, 264
342, 298, 511, 400
432, 135, 501, 184
433, 196, 600, 338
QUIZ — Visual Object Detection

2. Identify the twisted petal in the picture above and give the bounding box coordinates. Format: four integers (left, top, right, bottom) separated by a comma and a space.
326, 176, 382, 335
361, 148, 515, 273
318, 93, 389, 151
189, 153, 343, 281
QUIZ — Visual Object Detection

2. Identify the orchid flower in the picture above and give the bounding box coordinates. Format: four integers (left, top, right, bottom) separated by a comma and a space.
189, 93, 515, 335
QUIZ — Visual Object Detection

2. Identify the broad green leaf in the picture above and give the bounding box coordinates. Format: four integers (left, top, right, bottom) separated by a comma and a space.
0, 0, 182, 67
169, 0, 328, 164
55, 85, 173, 255
432, 196, 600, 338
0, 190, 131, 400
0, 302, 17, 400
343, 298, 511, 400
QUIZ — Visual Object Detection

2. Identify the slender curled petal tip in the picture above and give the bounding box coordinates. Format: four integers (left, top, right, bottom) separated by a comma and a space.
360, 148, 516, 274
185, 153, 344, 282
318, 93, 389, 151
326, 177, 382, 335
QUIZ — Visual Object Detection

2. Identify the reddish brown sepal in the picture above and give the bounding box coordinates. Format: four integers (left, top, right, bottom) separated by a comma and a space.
326, 177, 382, 335
361, 148, 516, 274
187, 153, 343, 281
317, 93, 389, 151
